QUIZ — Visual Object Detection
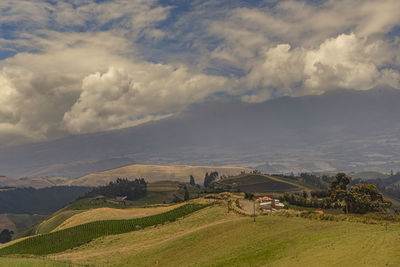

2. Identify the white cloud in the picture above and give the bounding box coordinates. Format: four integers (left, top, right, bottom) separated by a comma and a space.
63, 65, 228, 134
206, 0, 400, 103
0, 30, 229, 140
304, 33, 380, 91
242, 33, 400, 102
0, 0, 400, 145
0, 32, 137, 144
0, 0, 174, 144
243, 44, 306, 95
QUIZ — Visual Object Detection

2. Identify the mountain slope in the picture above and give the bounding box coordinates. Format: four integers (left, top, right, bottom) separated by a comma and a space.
1, 88, 400, 177
68, 164, 251, 186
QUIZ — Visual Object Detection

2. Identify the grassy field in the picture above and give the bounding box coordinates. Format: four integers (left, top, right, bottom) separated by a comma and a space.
2, 197, 400, 266
0, 204, 208, 256
44, 204, 400, 267
0, 257, 70, 267
20, 180, 190, 237
55, 204, 185, 230
35, 210, 84, 234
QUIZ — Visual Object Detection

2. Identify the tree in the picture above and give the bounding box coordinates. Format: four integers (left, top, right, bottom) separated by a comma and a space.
204, 171, 219, 188
330, 173, 391, 214
86, 178, 147, 201
203, 172, 209, 187
184, 186, 190, 201
347, 184, 391, 214
330, 173, 351, 214
189, 175, 196, 186
330, 172, 350, 191
0, 229, 13, 243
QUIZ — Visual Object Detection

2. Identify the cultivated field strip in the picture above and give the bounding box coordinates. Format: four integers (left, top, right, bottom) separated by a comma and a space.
0, 204, 208, 256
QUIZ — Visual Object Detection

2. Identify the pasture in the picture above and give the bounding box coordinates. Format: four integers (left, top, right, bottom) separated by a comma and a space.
0, 204, 208, 256
48, 204, 400, 267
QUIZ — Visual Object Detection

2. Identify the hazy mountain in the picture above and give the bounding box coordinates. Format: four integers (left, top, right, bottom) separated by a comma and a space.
66, 164, 251, 187
1, 88, 400, 178
0, 164, 250, 188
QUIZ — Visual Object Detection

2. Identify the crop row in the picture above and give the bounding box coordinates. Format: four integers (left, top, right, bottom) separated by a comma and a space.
0, 203, 208, 256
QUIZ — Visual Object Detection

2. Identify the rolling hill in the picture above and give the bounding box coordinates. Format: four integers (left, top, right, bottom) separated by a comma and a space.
0, 164, 251, 190
66, 164, 251, 187
216, 174, 306, 193
1, 198, 399, 266
0, 176, 70, 189
32, 180, 189, 235
0, 214, 47, 237
0, 164, 251, 188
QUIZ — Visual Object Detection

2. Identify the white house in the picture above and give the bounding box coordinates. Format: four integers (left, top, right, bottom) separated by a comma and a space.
259, 196, 284, 211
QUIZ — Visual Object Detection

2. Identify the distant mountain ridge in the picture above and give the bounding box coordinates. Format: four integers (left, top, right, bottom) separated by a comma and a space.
1, 88, 400, 177
0, 164, 250, 188
67, 164, 251, 187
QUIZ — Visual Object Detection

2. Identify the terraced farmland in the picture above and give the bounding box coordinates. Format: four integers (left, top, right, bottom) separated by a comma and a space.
49, 204, 400, 267
0, 204, 208, 256
218, 174, 304, 193
55, 204, 185, 231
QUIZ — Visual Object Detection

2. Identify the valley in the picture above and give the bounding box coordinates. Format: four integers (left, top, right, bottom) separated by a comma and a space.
1, 1, 399, 266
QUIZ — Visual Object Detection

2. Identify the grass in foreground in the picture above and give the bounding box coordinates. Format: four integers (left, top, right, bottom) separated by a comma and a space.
51, 205, 400, 267
0, 257, 70, 267
0, 204, 208, 256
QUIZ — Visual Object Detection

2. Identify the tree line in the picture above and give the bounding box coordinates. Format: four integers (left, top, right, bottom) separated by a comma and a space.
85, 178, 147, 201
0, 229, 13, 243
282, 173, 391, 214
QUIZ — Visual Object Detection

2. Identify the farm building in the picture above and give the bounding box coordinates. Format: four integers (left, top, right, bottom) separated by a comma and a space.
259, 196, 284, 211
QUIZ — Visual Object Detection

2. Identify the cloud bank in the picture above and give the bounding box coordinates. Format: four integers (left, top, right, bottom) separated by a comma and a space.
0, 0, 399, 145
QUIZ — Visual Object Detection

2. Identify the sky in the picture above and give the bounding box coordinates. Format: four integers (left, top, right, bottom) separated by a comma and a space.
0, 0, 399, 146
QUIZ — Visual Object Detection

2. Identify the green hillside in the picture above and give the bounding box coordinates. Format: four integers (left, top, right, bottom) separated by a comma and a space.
20, 180, 193, 238
0, 204, 208, 255
1, 196, 399, 266
52, 205, 400, 267
35, 210, 83, 235
0, 258, 69, 267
